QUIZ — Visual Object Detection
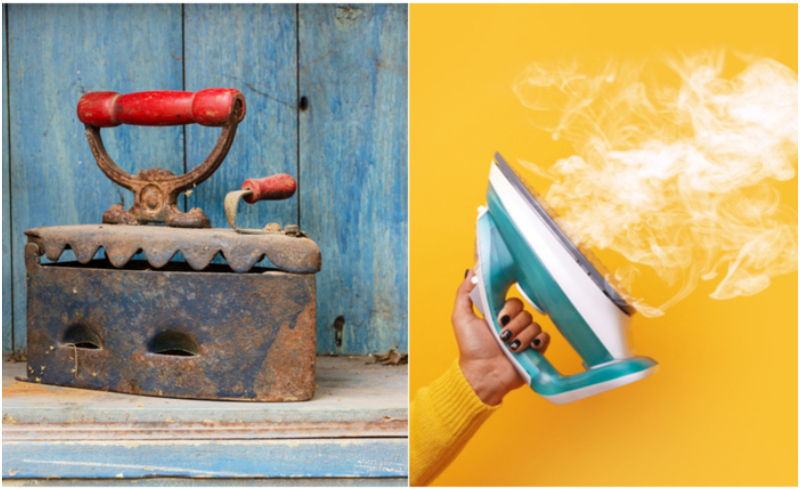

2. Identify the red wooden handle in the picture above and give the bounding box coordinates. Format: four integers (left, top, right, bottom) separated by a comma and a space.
241, 174, 297, 204
77, 89, 246, 127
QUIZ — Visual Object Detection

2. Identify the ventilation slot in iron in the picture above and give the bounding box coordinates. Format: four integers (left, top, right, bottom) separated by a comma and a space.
62, 324, 102, 350
150, 331, 199, 357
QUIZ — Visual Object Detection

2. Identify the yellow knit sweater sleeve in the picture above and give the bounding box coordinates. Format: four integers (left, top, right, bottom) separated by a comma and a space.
409, 359, 501, 486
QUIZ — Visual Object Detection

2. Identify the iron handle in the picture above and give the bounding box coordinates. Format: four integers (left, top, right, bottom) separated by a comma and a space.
241, 174, 297, 204
79, 88, 247, 228
77, 89, 247, 128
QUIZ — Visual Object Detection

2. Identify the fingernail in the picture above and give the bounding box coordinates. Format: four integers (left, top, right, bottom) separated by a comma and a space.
532, 338, 541, 347
465, 269, 470, 278
510, 339, 521, 351
500, 329, 512, 342
500, 315, 510, 326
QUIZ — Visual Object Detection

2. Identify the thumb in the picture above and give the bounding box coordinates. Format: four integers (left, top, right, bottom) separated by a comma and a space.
453, 269, 478, 323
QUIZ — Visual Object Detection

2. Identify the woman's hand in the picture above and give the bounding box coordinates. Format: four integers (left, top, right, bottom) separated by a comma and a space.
452, 270, 550, 406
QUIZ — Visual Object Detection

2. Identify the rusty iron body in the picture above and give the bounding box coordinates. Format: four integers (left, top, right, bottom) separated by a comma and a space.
24, 90, 321, 401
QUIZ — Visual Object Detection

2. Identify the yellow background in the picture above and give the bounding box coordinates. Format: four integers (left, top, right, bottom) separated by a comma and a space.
409, 4, 797, 486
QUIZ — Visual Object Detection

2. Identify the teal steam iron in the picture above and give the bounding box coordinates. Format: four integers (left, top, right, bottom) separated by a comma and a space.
469, 153, 658, 404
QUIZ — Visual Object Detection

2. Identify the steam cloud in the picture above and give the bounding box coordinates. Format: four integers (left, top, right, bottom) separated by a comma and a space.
513, 51, 798, 317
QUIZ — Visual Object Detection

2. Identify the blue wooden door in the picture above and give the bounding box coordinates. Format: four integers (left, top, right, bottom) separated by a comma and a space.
2, 4, 408, 356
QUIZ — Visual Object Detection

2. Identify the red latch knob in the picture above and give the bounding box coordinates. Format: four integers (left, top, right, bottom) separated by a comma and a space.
241, 174, 297, 204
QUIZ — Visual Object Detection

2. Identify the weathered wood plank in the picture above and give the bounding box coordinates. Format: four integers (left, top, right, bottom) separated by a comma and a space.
7, 4, 184, 350
3, 4, 13, 353
3, 420, 408, 441
3, 438, 408, 479
3, 478, 408, 487
298, 5, 408, 354
2, 356, 408, 425
183, 4, 298, 239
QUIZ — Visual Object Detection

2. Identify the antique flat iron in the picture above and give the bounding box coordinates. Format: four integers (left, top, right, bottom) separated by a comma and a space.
23, 89, 321, 401
469, 152, 658, 404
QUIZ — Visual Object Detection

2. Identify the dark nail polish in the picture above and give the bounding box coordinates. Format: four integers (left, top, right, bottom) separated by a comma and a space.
510, 339, 521, 351
500, 329, 512, 342
465, 269, 470, 279
500, 315, 510, 326
532, 338, 541, 347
